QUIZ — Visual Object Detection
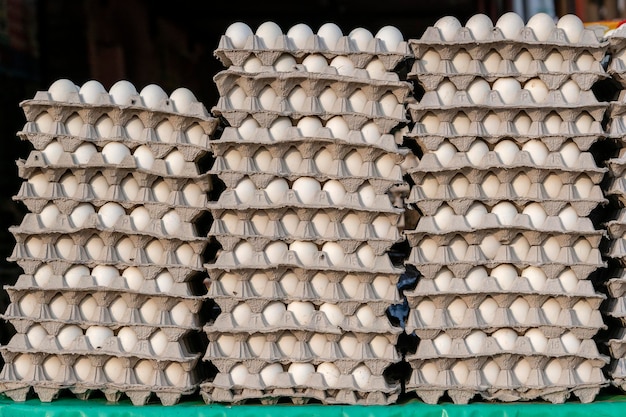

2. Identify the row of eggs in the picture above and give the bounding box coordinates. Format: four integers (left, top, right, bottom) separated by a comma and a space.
220, 146, 399, 179
45, 79, 200, 113
417, 328, 588, 355
414, 356, 598, 387
228, 301, 379, 328
39, 141, 193, 175
36, 202, 188, 235
232, 116, 387, 143
432, 13, 587, 43
34, 113, 206, 145
237, 55, 394, 80
218, 210, 394, 240
215, 332, 392, 361
419, 172, 596, 200
233, 177, 381, 206
432, 78, 587, 106
216, 271, 394, 300
10, 353, 189, 387
225, 22, 405, 53
429, 140, 587, 168
23, 235, 199, 266
415, 235, 596, 263
414, 297, 594, 327
429, 202, 584, 230
27, 172, 205, 207
232, 240, 380, 269
18, 292, 192, 326
419, 111, 596, 136
227, 362, 375, 389
419, 48, 597, 75
225, 86, 402, 117
424, 265, 583, 293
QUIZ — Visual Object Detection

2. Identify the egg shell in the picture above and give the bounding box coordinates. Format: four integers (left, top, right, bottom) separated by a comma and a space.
352, 365, 372, 388
109, 80, 138, 105
361, 122, 380, 143
287, 24, 314, 49
109, 297, 128, 322
274, 54, 297, 71
465, 330, 486, 353
466, 140, 488, 165
482, 360, 500, 385
48, 79, 79, 102
102, 142, 130, 164
243, 56, 263, 72
514, 50, 533, 74
34, 264, 53, 287
483, 50, 502, 73
492, 201, 517, 225
260, 363, 283, 386
465, 14, 493, 40
64, 265, 90, 287
297, 116, 323, 137
317, 23, 343, 50
225, 22, 253, 48
452, 362, 469, 384
66, 114, 84, 137
514, 359, 531, 384
330, 56, 355, 76
302, 54, 328, 72
319, 88, 337, 112
27, 325, 48, 349
92, 265, 118, 286
293, 177, 321, 204
140, 84, 168, 109
433, 333, 452, 354
288, 363, 315, 385
320, 302, 344, 326
13, 354, 33, 379
421, 49, 441, 72
524, 78, 548, 103
135, 360, 155, 385
58, 325, 83, 349
86, 326, 114, 349
265, 178, 288, 203
452, 50, 471, 72
140, 299, 160, 324
496, 12, 524, 38
436, 81, 457, 105
256, 21, 282, 48
171, 302, 191, 326
327, 116, 350, 138
493, 78, 521, 104
235, 178, 256, 204
448, 298, 467, 324
527, 13, 556, 41
467, 79, 490, 104
40, 203, 60, 228
43, 141, 64, 164
544, 51, 564, 72
323, 180, 346, 204
522, 266, 547, 290
366, 59, 387, 79
317, 362, 340, 387
434, 16, 462, 41
287, 301, 316, 325
35, 112, 53, 134
545, 359, 562, 384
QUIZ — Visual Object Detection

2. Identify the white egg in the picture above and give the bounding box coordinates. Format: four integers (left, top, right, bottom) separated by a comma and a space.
543, 173, 563, 198
260, 363, 283, 386
297, 116, 323, 137
263, 301, 286, 325
135, 360, 155, 385
103, 357, 125, 383
225, 22, 253, 48
149, 330, 169, 355
269, 116, 292, 140
49, 294, 68, 319
255, 21, 282, 48
493, 78, 521, 104
492, 264, 518, 290
416, 299, 436, 325
302, 54, 328, 72
98, 202, 125, 228
120, 175, 139, 200
496, 12, 524, 39
542, 298, 561, 323
573, 300, 592, 325
464, 202, 486, 228
366, 59, 387, 80
28, 172, 49, 196
352, 365, 372, 388
317, 22, 343, 50
259, 86, 277, 110
320, 302, 344, 326
436, 81, 457, 105
421, 49, 441, 72
558, 205, 578, 230
483, 50, 502, 73
560, 80, 580, 103
323, 180, 346, 204
433, 205, 454, 230
42, 355, 62, 381
264, 241, 288, 264
274, 54, 297, 71
463, 141, 487, 166
316, 362, 340, 387
288, 362, 315, 385
573, 238, 592, 262
171, 301, 190, 326
560, 141, 580, 167
545, 359, 562, 384
481, 112, 500, 135
577, 361, 594, 383
144, 239, 164, 264
433, 333, 452, 354
524, 79, 548, 103
165, 150, 187, 175
522, 140, 548, 164
66, 113, 84, 136
482, 360, 500, 385
434, 16, 462, 40
522, 266, 547, 290
183, 182, 203, 206
122, 267, 144, 290
357, 244, 376, 268
480, 235, 500, 259
227, 86, 246, 109
287, 23, 314, 49
57, 325, 83, 349
125, 117, 144, 140
130, 206, 151, 231
109, 80, 138, 105
345, 150, 363, 176
281, 211, 300, 236
73, 142, 97, 164
92, 265, 118, 286
575, 113, 593, 134
327, 116, 350, 138
330, 55, 356, 75
348, 89, 367, 113
35, 112, 53, 134
466, 267, 486, 290
514, 50, 533, 74
42, 141, 64, 164
510, 297, 530, 323
287, 301, 315, 325
140, 84, 168, 109
465, 14, 493, 40
448, 298, 468, 324
558, 269, 579, 292
467, 79, 490, 104
434, 142, 456, 166
109, 297, 127, 322
561, 332, 581, 353
526, 13, 556, 42
494, 139, 519, 164
526, 328, 548, 352
576, 52, 595, 71
361, 121, 381, 144
264, 178, 288, 203
493, 328, 518, 350
26, 324, 47, 349
282, 148, 303, 174
79, 80, 107, 105
319, 88, 337, 112
293, 177, 321, 204
514, 359, 531, 384
62, 265, 89, 287
234, 178, 256, 204
86, 326, 113, 349
452, 50, 471, 73
102, 142, 130, 164
73, 357, 92, 381
242, 56, 263, 72
492, 201, 518, 225
466, 330, 487, 353
155, 120, 174, 143
39, 203, 60, 228
349, 27, 374, 51
375, 25, 403, 52
372, 215, 392, 238
95, 116, 113, 138
169, 87, 197, 113
176, 243, 195, 266
48, 79, 79, 102
452, 361, 470, 384
545, 50, 564, 72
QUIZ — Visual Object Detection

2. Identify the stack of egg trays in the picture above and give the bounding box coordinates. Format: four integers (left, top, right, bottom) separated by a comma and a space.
604, 87, 626, 391
403, 19, 610, 404
607, 26, 626, 87
0, 82, 218, 405
201, 26, 413, 405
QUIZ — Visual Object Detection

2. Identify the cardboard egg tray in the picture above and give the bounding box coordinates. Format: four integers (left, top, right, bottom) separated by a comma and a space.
406, 354, 608, 404
0, 350, 199, 405
215, 33, 411, 70
605, 27, 626, 85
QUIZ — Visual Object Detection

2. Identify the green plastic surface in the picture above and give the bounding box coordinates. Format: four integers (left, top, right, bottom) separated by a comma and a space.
1, 396, 626, 417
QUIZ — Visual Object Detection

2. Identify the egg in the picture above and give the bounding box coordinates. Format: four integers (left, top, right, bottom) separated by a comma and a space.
352, 365, 372, 388
140, 84, 168, 109
56, 236, 75, 259
511, 297, 530, 323
432, 205, 454, 230
433, 333, 452, 354
297, 116, 323, 137
349, 27, 374, 51
293, 177, 321, 204
109, 297, 127, 322
98, 202, 125, 228
128, 207, 150, 231
421, 49, 441, 72
287, 301, 315, 325
26, 324, 47, 349
482, 112, 501, 135
496, 12, 524, 39
62, 265, 88, 287
465, 330, 486, 354
480, 235, 500, 259
319, 88, 337, 112
281, 211, 300, 236
102, 142, 130, 164
492, 264, 517, 290
360, 122, 381, 144
436, 81, 457, 106
493, 328, 518, 350
465, 13, 493, 40
514, 359, 531, 384
316, 362, 340, 387
557, 205, 578, 230
560, 332, 581, 353
42, 141, 64, 164
482, 360, 500, 385
560, 80, 580, 104
545, 359, 562, 384
155, 120, 174, 143
573, 300, 592, 325
49, 294, 68, 319
462, 202, 485, 228
452, 50, 471, 73
73, 357, 92, 381
560, 142, 580, 167
227, 86, 246, 109
372, 215, 392, 238
493, 78, 521, 104
514, 50, 533, 74
525, 328, 548, 352
64, 113, 83, 137
287, 23, 314, 49
463, 141, 487, 167
483, 50, 502, 73
558, 268, 579, 292
434, 16, 461, 41
259, 86, 277, 111
42, 355, 62, 381
264, 241, 288, 264
466, 79, 490, 104
78, 80, 106, 104
320, 302, 344, 326
135, 360, 155, 385
48, 79, 79, 102
288, 363, 315, 385
576, 52, 595, 71
57, 325, 83, 349
543, 173, 563, 198
494, 139, 519, 164
577, 361, 594, 383
183, 182, 203, 206
73, 142, 97, 164
317, 23, 343, 50
225, 22, 253, 48
95, 116, 113, 138
302, 54, 328, 73
241, 56, 263, 72
274, 54, 297, 71
416, 299, 436, 325
260, 363, 283, 386
263, 178, 287, 203
452, 361, 469, 384
524, 79, 548, 103
526, 13, 555, 42
374, 25, 403, 52
448, 298, 468, 324
357, 244, 376, 268
109, 80, 138, 105
148, 330, 168, 355
521, 267, 547, 291
102, 357, 125, 383
544, 50, 564, 72
575, 113, 593, 134
86, 325, 114, 349
125, 117, 144, 140
321, 180, 345, 205
39, 203, 60, 228
330, 56, 355, 76
171, 301, 191, 326
468, 269, 489, 292
521, 140, 548, 164
92, 265, 118, 286
234, 178, 256, 204
420, 363, 440, 384
255, 21, 282, 49
35, 112, 53, 134
512, 173, 531, 197
366, 59, 387, 79
492, 201, 518, 225
269, 116, 292, 140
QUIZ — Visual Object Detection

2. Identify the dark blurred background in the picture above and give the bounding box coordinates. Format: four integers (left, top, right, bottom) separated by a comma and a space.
0, 0, 624, 341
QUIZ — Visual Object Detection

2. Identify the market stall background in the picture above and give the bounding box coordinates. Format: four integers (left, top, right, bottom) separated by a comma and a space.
3, 0, 626, 405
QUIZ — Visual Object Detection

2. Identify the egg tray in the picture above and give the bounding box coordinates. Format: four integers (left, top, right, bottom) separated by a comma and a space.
0, 354, 199, 405
19, 148, 206, 180
411, 212, 600, 236
214, 126, 407, 156
608, 358, 626, 391
408, 62, 606, 92
204, 330, 400, 367
208, 248, 402, 275
405, 124, 603, 153
607, 330, 626, 358
409, 91, 607, 120
210, 211, 402, 247
405, 357, 607, 404
3, 290, 202, 329
10, 233, 206, 271
602, 293, 626, 323
210, 188, 401, 216
406, 159, 606, 186
214, 33, 411, 70
605, 272, 626, 299
604, 177, 626, 203
409, 26, 606, 59
200, 375, 399, 406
